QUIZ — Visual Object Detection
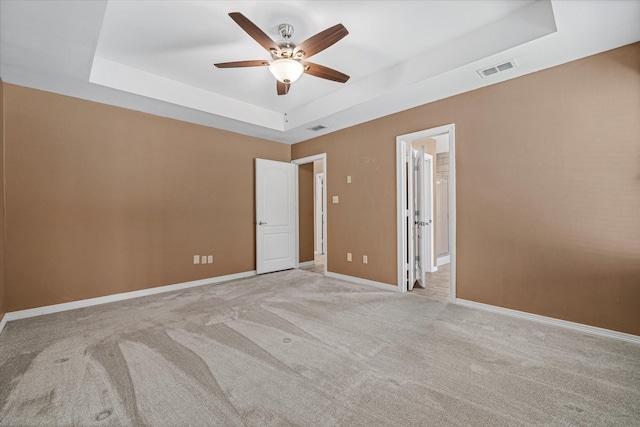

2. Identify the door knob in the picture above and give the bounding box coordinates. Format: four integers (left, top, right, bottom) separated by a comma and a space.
258, 221, 267, 225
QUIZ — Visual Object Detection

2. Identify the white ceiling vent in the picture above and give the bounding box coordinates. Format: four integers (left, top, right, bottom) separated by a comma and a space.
477, 59, 518, 78
308, 124, 328, 132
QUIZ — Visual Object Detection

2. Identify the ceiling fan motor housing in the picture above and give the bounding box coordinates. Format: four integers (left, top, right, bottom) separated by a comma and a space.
274, 24, 306, 60
273, 40, 297, 59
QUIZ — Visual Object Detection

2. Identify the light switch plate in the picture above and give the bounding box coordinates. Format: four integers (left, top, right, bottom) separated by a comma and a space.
332, 196, 339, 203
363, 255, 368, 264
347, 176, 352, 184
194, 255, 200, 264
208, 255, 213, 263
347, 252, 352, 262
201, 255, 207, 264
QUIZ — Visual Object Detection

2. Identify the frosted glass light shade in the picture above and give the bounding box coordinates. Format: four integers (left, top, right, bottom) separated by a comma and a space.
269, 59, 304, 84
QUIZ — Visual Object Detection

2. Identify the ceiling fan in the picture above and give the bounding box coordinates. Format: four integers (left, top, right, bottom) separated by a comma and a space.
214, 12, 350, 95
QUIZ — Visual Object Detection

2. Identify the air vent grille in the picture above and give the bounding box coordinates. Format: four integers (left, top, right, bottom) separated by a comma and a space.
308, 124, 328, 132
481, 67, 499, 77
497, 62, 514, 72
477, 59, 518, 78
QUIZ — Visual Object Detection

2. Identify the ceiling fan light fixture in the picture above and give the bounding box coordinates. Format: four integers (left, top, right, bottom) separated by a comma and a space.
269, 58, 304, 84
216, 13, 350, 95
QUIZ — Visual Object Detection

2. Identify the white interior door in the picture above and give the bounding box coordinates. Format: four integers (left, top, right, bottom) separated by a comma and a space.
315, 173, 324, 255
407, 147, 434, 290
414, 146, 427, 289
407, 146, 416, 290
256, 159, 297, 274
422, 152, 435, 275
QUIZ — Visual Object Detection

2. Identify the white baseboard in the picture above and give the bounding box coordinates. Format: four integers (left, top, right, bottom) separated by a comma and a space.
298, 261, 315, 268
0, 314, 7, 334
437, 255, 450, 266
3, 270, 257, 325
325, 272, 398, 292
456, 298, 640, 345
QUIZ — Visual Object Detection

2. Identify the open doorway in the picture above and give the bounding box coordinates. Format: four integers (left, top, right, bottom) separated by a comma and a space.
396, 124, 456, 302
292, 154, 327, 275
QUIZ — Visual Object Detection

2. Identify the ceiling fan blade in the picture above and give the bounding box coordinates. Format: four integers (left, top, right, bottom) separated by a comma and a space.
228, 12, 281, 56
277, 80, 290, 95
214, 60, 269, 68
302, 62, 350, 83
294, 24, 348, 60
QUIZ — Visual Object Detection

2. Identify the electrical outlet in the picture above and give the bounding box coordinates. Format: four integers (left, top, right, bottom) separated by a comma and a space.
347, 252, 352, 262
194, 255, 200, 264
201, 255, 207, 264
208, 255, 213, 263
332, 195, 339, 203
363, 255, 368, 264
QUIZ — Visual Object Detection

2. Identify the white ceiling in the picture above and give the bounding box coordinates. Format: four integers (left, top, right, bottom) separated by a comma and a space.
1, 1, 639, 144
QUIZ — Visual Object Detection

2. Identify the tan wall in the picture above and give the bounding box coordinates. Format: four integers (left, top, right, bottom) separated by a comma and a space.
0, 79, 5, 321
298, 163, 315, 263
292, 125, 397, 285
3, 84, 290, 312
292, 42, 640, 335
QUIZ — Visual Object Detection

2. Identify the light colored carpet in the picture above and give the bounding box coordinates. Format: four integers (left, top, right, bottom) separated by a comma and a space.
0, 269, 638, 426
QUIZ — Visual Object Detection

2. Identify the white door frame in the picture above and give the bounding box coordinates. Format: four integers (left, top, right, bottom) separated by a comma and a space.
292, 154, 327, 274
396, 124, 456, 301
315, 172, 325, 255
